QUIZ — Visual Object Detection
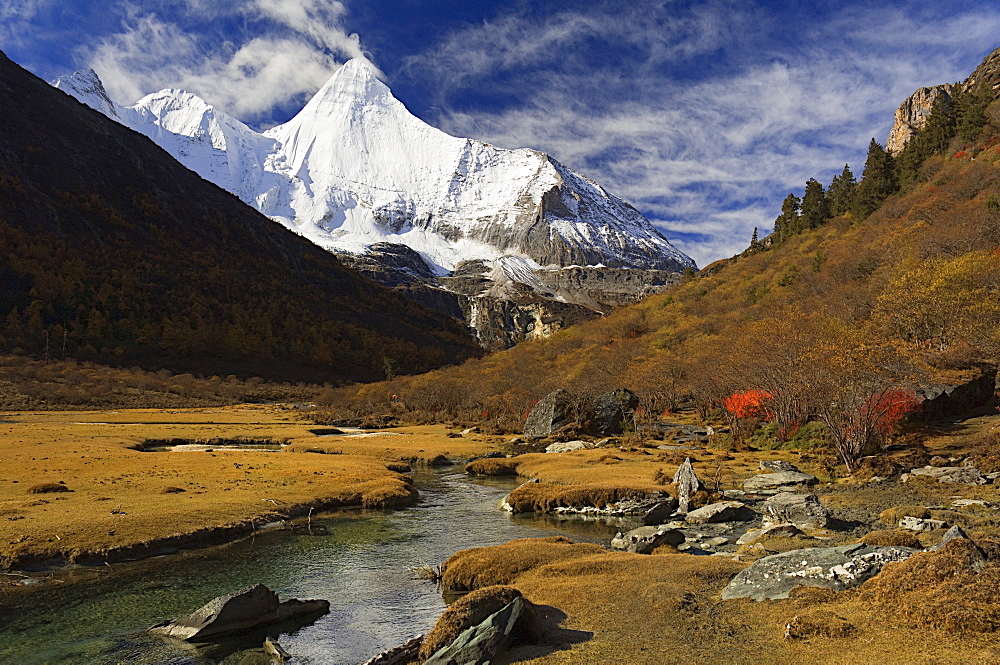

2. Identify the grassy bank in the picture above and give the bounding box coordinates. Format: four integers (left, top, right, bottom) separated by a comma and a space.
0, 406, 498, 572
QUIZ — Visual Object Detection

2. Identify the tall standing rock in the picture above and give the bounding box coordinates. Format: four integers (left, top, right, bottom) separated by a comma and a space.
523, 389, 575, 439
672, 458, 701, 513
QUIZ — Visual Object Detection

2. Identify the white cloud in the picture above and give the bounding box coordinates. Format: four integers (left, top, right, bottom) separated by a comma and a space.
80, 1, 377, 125
407, 2, 1000, 265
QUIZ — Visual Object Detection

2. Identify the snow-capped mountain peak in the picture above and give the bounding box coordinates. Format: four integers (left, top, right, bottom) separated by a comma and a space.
52, 61, 694, 280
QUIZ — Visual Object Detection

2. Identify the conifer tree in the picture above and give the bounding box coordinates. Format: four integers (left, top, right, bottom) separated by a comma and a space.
827, 164, 856, 217
853, 139, 897, 218
800, 178, 830, 230
772, 193, 801, 241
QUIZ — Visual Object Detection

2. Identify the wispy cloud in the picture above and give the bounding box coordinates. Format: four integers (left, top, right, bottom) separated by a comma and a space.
80, 0, 376, 126
406, 1, 1000, 266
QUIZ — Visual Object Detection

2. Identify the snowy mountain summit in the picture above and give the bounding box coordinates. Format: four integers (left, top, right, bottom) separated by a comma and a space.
54, 61, 694, 346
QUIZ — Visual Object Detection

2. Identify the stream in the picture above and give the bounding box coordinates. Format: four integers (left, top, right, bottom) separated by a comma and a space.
0, 467, 628, 665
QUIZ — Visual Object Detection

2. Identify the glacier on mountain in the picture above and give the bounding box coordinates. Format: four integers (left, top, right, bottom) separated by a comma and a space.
53, 60, 694, 278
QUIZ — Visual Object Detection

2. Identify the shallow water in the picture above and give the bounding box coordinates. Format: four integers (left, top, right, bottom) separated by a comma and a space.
1, 468, 627, 664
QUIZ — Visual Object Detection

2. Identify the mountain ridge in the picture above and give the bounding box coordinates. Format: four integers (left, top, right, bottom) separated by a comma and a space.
0, 49, 482, 382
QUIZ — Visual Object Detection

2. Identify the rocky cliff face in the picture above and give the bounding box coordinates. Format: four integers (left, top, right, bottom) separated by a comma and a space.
886, 85, 951, 156
887, 47, 1000, 155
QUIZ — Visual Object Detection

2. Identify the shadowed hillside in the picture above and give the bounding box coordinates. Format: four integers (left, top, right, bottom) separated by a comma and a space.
0, 51, 481, 383
323, 49, 1000, 469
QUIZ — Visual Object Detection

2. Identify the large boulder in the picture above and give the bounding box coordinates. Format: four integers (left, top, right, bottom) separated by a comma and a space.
721, 544, 917, 601
761, 493, 831, 531
523, 389, 574, 439
148, 584, 329, 641
611, 526, 685, 554
424, 597, 530, 665
685, 501, 755, 524
904, 465, 987, 485
586, 388, 640, 436
743, 471, 818, 493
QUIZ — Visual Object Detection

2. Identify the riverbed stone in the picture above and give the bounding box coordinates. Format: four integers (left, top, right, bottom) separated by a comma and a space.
611, 526, 685, 554
685, 501, 755, 524
586, 388, 640, 436
905, 465, 988, 485
641, 498, 680, 525
721, 544, 918, 601
544, 440, 588, 454
148, 584, 329, 641
762, 493, 831, 531
424, 597, 528, 665
523, 389, 574, 439
743, 471, 818, 493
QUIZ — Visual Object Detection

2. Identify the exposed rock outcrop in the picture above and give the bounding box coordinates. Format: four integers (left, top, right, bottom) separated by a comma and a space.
722, 544, 918, 601
887, 46, 1000, 155
886, 85, 951, 156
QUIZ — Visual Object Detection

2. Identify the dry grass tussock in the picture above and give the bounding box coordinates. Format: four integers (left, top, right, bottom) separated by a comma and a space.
419, 585, 524, 659
465, 457, 520, 476
864, 538, 1000, 634
877, 505, 931, 524
440, 537, 604, 592
503, 482, 658, 513
856, 529, 923, 549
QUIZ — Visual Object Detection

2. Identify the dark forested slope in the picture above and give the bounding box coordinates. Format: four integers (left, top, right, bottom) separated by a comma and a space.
0, 51, 481, 383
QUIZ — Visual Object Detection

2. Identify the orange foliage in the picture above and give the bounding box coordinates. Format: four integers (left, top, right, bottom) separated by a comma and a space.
723, 390, 773, 419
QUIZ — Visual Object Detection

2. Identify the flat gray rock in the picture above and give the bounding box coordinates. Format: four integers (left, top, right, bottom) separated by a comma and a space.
762, 492, 831, 531
743, 471, 818, 493
760, 460, 799, 473
736, 522, 802, 545
722, 544, 917, 601
685, 501, 755, 524
905, 466, 987, 485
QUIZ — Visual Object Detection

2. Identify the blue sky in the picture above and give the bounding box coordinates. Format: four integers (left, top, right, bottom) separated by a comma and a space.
3, 0, 999, 266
